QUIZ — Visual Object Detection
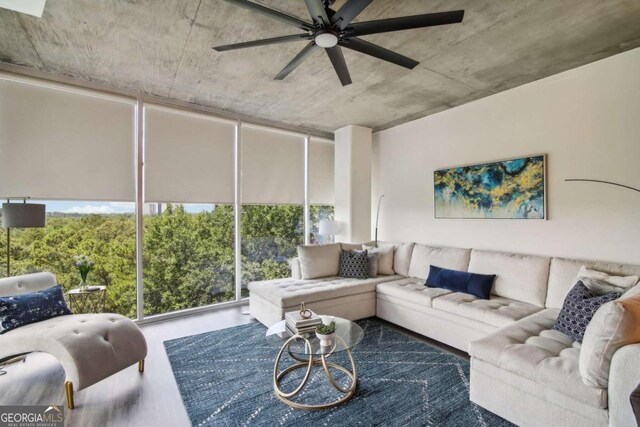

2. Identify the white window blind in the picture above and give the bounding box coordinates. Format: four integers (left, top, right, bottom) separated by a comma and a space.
144, 104, 236, 204
241, 125, 305, 205
309, 138, 335, 205
0, 73, 136, 201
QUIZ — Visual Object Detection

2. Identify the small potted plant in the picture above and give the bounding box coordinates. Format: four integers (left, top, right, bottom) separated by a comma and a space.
74, 255, 95, 290
315, 318, 336, 346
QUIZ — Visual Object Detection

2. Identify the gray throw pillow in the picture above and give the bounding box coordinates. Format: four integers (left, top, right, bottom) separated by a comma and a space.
338, 250, 369, 279
355, 250, 378, 278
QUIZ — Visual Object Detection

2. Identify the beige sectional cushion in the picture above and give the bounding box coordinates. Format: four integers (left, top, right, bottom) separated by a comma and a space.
378, 241, 415, 276
340, 241, 375, 251
579, 288, 640, 388
546, 257, 640, 309
468, 249, 550, 307
289, 258, 302, 280
432, 293, 542, 328
376, 277, 451, 307
578, 266, 639, 289
363, 245, 394, 275
297, 243, 341, 279
469, 308, 607, 408
247, 274, 402, 307
407, 244, 471, 280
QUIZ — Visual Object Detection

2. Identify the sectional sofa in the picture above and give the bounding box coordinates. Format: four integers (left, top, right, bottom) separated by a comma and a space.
247, 242, 640, 427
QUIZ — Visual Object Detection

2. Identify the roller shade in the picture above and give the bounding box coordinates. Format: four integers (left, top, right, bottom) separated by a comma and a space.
309, 138, 335, 205
241, 125, 304, 205
0, 74, 135, 201
144, 105, 236, 204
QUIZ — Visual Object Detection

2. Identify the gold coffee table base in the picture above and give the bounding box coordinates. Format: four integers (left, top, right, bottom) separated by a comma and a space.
273, 335, 357, 410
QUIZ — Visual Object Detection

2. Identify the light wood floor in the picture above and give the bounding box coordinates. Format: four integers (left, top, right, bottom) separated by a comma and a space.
0, 305, 255, 427
0, 307, 466, 427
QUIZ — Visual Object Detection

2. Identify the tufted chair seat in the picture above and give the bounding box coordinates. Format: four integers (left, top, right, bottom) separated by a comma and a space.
469, 308, 606, 408
0, 272, 147, 409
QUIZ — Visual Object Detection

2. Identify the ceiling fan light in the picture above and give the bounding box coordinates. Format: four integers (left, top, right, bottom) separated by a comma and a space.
315, 32, 338, 48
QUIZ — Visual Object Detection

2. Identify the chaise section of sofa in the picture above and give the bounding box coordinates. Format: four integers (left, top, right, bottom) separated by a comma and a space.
248, 275, 401, 327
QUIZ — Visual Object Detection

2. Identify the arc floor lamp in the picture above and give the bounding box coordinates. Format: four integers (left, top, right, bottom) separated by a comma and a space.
2, 198, 46, 276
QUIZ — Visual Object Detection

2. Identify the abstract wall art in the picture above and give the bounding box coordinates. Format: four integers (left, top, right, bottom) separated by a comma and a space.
434, 155, 546, 219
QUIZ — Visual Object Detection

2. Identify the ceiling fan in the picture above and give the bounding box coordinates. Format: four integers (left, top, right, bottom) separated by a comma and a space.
213, 0, 464, 86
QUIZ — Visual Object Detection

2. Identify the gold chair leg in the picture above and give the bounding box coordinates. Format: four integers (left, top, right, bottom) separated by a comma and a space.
138, 359, 145, 373
64, 381, 74, 409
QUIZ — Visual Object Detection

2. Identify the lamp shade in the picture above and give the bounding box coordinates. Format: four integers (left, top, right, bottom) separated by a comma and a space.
318, 219, 341, 236
2, 203, 46, 228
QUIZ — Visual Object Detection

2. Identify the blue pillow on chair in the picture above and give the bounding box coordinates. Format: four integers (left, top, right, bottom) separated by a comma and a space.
0, 285, 72, 334
425, 265, 496, 299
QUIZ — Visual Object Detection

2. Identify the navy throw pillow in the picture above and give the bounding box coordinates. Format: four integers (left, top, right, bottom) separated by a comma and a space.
338, 250, 369, 279
0, 285, 72, 334
553, 281, 621, 343
425, 265, 495, 299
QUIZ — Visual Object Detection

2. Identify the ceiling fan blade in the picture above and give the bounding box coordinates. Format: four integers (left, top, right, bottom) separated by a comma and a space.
224, 0, 313, 31
331, 0, 373, 30
325, 46, 352, 86
213, 34, 310, 52
304, 0, 330, 27
340, 37, 419, 69
347, 10, 464, 36
275, 42, 319, 80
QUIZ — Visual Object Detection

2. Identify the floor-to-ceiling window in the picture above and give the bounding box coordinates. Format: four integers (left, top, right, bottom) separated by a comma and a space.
0, 72, 336, 320
0, 73, 138, 317
143, 105, 236, 316
309, 138, 336, 244
240, 126, 306, 293
1, 201, 137, 317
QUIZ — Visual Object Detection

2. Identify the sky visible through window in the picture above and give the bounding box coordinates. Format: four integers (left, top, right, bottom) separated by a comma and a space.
30, 201, 213, 214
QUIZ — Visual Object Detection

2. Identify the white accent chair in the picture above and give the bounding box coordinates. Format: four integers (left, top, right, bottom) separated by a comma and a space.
0, 272, 147, 409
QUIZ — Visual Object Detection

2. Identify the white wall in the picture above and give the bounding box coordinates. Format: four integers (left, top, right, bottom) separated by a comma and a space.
372, 48, 640, 265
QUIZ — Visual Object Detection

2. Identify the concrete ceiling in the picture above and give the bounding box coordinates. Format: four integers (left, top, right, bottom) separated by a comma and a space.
1, 0, 639, 135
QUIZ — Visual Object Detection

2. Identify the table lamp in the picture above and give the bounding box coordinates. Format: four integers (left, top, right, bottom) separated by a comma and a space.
318, 220, 341, 244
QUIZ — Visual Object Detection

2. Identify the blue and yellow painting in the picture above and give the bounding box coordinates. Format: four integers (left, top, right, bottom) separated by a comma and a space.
434, 155, 545, 219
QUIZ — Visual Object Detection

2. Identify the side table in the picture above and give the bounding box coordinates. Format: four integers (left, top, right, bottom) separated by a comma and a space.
67, 286, 107, 313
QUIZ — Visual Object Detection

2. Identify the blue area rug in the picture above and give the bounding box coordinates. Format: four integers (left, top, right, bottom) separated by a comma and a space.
164, 318, 513, 426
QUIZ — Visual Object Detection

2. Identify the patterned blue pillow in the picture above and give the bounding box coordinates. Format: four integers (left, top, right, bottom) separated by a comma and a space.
553, 281, 621, 343
338, 250, 369, 279
0, 285, 72, 334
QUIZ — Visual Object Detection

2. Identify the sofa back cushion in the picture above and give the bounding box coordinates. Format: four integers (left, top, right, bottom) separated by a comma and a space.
468, 249, 550, 307
297, 243, 341, 279
362, 246, 394, 275
546, 257, 640, 308
579, 285, 640, 388
408, 244, 471, 280
377, 241, 415, 277
341, 241, 375, 251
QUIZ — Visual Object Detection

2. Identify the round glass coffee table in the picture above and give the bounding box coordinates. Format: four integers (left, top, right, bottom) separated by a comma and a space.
266, 317, 364, 410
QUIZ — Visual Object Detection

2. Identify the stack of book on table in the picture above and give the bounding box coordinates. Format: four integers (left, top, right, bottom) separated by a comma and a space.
285, 310, 321, 335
